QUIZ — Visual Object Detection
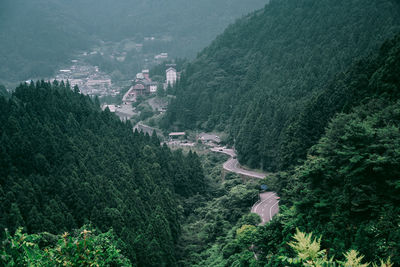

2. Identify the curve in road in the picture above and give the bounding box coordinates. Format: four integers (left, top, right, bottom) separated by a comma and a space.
210, 147, 267, 179
251, 192, 279, 225
210, 146, 279, 224
134, 122, 162, 136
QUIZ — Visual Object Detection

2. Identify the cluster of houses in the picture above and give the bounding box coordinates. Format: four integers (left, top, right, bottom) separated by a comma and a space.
53, 63, 117, 98
123, 66, 179, 103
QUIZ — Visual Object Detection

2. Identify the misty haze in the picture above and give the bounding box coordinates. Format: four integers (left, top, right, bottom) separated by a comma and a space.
1, 0, 400, 266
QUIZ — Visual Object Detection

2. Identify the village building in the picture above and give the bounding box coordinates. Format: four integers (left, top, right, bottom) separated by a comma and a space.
148, 81, 158, 93
136, 72, 145, 80
68, 79, 84, 88
122, 89, 137, 103
137, 70, 158, 94
123, 69, 160, 103
132, 84, 146, 96
169, 132, 186, 140
86, 79, 111, 88
155, 52, 168, 60
198, 133, 221, 145
166, 67, 177, 86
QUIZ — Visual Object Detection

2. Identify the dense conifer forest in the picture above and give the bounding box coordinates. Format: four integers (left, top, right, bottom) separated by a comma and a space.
158, 0, 400, 265
163, 0, 400, 172
0, 82, 206, 266
2, 0, 400, 266
184, 33, 400, 266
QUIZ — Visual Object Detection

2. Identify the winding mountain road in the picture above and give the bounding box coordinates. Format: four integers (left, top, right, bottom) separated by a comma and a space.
210, 146, 279, 224
210, 147, 267, 179
251, 192, 279, 225
133, 122, 163, 136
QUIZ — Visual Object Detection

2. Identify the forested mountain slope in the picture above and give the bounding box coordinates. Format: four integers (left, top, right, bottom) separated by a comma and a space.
164, 0, 400, 171
279, 32, 400, 170
192, 32, 400, 267
0, 0, 267, 83
0, 82, 206, 266
0, 0, 90, 82
274, 33, 400, 264
0, 85, 7, 97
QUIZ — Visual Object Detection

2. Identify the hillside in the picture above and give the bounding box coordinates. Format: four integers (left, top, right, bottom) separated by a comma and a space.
3, 0, 400, 266
0, 0, 267, 83
0, 82, 206, 266
163, 0, 400, 171
187, 32, 400, 267
0, 1, 90, 82
270, 33, 400, 265
0, 85, 7, 97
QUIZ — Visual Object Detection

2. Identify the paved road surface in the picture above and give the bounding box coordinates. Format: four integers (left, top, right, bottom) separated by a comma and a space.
210, 147, 267, 179
210, 146, 278, 224
251, 192, 279, 225
134, 122, 163, 136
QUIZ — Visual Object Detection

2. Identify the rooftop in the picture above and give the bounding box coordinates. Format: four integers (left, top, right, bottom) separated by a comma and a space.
133, 84, 145, 90
169, 132, 186, 136
166, 67, 176, 73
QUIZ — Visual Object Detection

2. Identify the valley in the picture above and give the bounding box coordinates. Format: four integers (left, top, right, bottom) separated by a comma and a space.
2, 0, 400, 266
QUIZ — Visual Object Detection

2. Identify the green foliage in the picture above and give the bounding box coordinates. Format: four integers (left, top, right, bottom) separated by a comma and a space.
137, 103, 155, 120
235, 225, 257, 248
156, 85, 166, 97
225, 36, 400, 265
341, 250, 369, 267
1, 226, 131, 266
164, 0, 400, 171
279, 33, 400, 171
282, 229, 331, 266
0, 85, 8, 97
288, 100, 400, 262
182, 27, 400, 267
0, 82, 207, 266
3, 2, 400, 266
282, 230, 393, 267
175, 153, 259, 267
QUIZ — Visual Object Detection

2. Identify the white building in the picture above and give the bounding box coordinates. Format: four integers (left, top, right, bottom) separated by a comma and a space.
150, 84, 158, 93
136, 72, 145, 80
155, 53, 168, 60
166, 67, 177, 86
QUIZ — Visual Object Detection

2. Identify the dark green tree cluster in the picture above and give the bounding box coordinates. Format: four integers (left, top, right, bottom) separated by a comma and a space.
0, 85, 8, 98
163, 0, 400, 171
174, 153, 260, 267
0, 81, 206, 266
192, 33, 400, 266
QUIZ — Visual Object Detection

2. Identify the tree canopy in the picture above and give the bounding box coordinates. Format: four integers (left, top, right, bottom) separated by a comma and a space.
163, 0, 400, 172
193, 32, 400, 266
0, 81, 206, 266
